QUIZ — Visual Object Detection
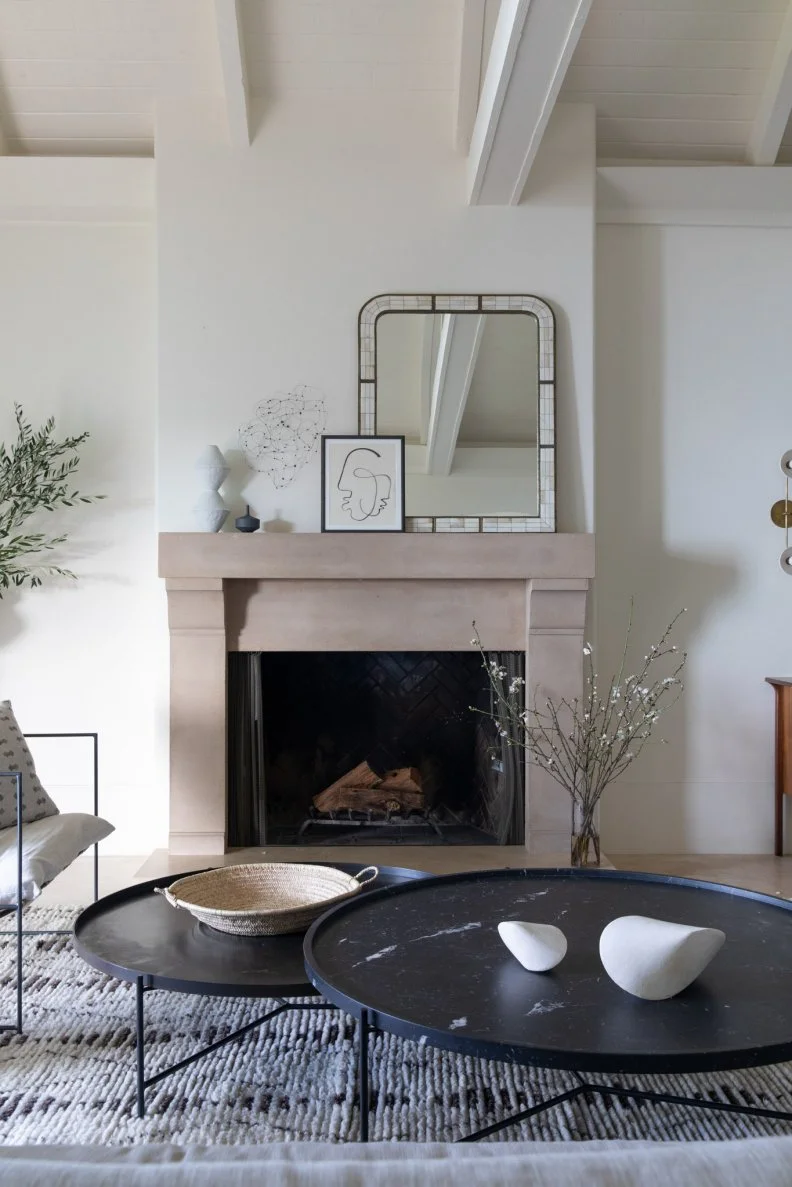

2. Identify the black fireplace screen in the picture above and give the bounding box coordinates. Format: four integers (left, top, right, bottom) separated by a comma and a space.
227, 651, 524, 847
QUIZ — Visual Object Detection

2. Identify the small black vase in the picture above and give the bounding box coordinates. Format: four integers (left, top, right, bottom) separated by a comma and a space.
235, 505, 260, 533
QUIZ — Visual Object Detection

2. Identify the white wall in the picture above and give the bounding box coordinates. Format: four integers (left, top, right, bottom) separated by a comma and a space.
0, 220, 164, 856
156, 98, 595, 534
597, 222, 792, 853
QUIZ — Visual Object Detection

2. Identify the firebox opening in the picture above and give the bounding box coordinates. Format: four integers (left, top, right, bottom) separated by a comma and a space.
228, 651, 525, 847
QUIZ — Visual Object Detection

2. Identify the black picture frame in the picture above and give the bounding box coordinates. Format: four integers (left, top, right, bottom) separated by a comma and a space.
321, 435, 405, 532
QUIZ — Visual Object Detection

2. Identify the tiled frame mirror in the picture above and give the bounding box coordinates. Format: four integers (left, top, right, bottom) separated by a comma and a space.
358, 294, 556, 533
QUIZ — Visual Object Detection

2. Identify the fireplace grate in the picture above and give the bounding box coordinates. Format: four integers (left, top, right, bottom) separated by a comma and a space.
281, 805, 498, 847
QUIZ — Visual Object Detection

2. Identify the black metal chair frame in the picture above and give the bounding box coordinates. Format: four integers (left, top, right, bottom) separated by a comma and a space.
0, 732, 100, 1035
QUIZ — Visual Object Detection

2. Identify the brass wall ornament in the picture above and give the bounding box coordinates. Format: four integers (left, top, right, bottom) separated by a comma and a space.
775, 451, 792, 575
771, 500, 792, 528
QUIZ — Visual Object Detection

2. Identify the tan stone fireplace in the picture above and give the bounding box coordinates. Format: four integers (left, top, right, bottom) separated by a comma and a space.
159, 533, 594, 856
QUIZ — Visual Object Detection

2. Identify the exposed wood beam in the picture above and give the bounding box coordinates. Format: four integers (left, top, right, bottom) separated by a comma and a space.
425, 315, 485, 476
455, 0, 487, 154
467, 0, 593, 205
213, 0, 250, 149
747, 0, 792, 165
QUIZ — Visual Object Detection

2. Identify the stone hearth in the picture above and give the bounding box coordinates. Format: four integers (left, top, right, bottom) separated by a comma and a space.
159, 533, 594, 855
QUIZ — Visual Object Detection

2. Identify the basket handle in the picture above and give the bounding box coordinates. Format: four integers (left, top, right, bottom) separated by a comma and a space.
354, 866, 379, 886
153, 886, 183, 910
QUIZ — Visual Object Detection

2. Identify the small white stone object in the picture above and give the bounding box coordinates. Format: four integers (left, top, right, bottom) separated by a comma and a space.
498, 921, 567, 972
599, 915, 725, 1001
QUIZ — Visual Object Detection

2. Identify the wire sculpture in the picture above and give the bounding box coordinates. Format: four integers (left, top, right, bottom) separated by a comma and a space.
239, 385, 327, 489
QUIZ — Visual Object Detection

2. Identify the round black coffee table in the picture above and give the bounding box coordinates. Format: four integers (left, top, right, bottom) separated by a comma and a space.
74, 862, 430, 1117
303, 868, 792, 1141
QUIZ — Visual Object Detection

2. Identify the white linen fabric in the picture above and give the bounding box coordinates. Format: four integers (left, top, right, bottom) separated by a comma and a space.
0, 1139, 792, 1187
0, 812, 114, 905
0, 701, 60, 826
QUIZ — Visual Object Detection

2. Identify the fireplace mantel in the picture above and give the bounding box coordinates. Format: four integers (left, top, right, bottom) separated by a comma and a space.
159, 532, 595, 856
159, 532, 594, 581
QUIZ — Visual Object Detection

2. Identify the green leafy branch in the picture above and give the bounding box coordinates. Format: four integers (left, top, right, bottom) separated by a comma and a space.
0, 404, 104, 595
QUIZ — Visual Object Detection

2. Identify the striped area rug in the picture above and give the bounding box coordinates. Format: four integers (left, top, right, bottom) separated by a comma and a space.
1, 908, 792, 1145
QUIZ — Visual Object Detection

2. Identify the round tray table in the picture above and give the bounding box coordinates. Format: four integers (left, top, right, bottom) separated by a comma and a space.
74, 861, 430, 1117
304, 868, 792, 1141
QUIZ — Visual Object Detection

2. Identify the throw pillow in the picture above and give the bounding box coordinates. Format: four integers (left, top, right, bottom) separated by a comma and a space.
0, 701, 60, 827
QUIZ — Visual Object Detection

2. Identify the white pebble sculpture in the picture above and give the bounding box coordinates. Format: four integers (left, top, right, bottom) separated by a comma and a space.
599, 915, 725, 1000
497, 921, 567, 972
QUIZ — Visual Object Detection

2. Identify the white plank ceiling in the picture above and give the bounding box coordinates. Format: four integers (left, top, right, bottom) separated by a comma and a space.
561, 0, 789, 162
0, 0, 791, 164
0, 0, 461, 156
241, 0, 460, 98
0, 0, 219, 155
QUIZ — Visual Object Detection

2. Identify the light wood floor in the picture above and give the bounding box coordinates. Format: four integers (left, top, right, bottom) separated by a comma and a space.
35, 849, 792, 904
615, 854, 792, 900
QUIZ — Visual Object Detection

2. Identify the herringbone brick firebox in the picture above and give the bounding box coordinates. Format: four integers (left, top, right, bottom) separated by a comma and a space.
227, 650, 526, 846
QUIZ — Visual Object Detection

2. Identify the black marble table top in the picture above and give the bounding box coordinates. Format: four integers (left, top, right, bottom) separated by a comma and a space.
303, 868, 792, 1075
74, 863, 430, 998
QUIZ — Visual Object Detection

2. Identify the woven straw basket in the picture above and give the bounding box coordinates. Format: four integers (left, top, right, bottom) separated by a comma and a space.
155, 863, 379, 936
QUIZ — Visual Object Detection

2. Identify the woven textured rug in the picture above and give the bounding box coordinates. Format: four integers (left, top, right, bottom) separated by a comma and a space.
2, 908, 792, 1146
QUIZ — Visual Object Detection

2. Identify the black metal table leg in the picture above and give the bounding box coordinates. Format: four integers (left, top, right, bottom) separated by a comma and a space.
0, 772, 24, 1035
129, 988, 332, 1119
359, 1008, 370, 1142
136, 976, 146, 1118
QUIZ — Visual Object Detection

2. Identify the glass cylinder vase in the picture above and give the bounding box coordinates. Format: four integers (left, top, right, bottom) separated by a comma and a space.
571, 799, 601, 868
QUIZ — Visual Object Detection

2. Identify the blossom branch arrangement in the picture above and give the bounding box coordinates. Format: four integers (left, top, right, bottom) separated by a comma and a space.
473, 605, 687, 866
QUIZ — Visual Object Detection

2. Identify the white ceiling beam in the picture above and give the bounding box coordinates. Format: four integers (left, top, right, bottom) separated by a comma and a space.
213, 0, 250, 149
425, 315, 485, 477
455, 0, 487, 154
419, 318, 437, 445
747, 0, 792, 166
467, 0, 593, 205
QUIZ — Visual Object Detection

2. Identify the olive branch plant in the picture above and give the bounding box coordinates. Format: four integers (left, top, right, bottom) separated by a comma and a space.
473, 605, 687, 865
0, 404, 103, 596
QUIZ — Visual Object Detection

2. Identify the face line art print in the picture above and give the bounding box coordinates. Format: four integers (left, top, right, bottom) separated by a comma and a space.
336, 447, 393, 522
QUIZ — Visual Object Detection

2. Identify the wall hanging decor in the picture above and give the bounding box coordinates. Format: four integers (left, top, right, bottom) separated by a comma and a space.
193, 445, 229, 532
772, 450, 792, 575
321, 435, 405, 533
239, 384, 327, 489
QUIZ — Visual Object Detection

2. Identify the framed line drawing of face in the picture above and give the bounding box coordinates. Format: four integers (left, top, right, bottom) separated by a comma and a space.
321, 435, 405, 532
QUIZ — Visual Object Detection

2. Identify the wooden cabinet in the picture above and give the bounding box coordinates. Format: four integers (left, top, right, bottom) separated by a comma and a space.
767, 678, 792, 856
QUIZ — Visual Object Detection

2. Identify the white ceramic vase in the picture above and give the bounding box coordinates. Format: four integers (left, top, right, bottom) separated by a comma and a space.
195, 444, 230, 491
497, 921, 567, 972
193, 446, 229, 532
599, 915, 725, 1000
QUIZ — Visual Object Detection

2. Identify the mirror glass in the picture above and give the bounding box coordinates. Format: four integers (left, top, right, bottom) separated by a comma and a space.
375, 312, 539, 518
358, 294, 555, 531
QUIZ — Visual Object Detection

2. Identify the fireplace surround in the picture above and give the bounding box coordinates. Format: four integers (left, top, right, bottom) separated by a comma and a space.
159, 533, 594, 856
